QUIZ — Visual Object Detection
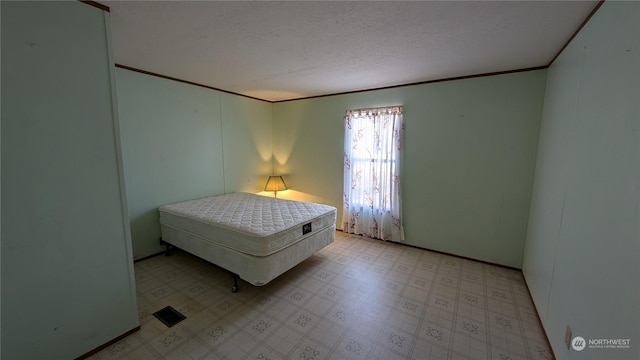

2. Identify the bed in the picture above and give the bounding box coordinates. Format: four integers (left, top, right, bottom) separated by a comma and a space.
158, 192, 337, 291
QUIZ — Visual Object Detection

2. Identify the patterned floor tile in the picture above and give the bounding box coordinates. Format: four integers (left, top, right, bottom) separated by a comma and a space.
89, 232, 552, 360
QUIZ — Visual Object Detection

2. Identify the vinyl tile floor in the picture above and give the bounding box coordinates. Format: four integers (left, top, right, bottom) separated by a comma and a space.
88, 231, 553, 360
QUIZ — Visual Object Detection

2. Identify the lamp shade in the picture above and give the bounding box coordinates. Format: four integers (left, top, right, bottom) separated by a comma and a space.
265, 175, 287, 192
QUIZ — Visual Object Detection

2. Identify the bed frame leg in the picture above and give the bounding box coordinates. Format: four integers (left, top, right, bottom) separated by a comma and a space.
231, 273, 239, 293
159, 237, 174, 256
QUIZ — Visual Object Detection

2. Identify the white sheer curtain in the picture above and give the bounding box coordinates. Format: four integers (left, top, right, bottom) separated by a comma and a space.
342, 106, 404, 242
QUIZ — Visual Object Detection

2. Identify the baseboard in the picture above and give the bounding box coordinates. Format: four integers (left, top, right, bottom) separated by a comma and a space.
133, 251, 166, 263
75, 326, 140, 360
338, 229, 522, 271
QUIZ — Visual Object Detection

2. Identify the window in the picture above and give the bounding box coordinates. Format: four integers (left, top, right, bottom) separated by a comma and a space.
342, 106, 404, 241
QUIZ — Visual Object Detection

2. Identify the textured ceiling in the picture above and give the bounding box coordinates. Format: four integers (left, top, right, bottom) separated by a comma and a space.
106, 1, 599, 102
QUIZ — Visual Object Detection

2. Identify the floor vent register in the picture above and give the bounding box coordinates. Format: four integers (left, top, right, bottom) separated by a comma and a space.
152, 306, 186, 327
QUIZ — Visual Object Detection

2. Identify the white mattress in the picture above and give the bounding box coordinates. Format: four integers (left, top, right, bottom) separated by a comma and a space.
158, 192, 337, 257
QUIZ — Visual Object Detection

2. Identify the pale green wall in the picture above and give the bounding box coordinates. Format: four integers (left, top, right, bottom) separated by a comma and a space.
116, 69, 272, 258
1, 2, 139, 359
220, 92, 274, 192
116, 69, 225, 258
118, 67, 546, 268
273, 70, 546, 268
522, 2, 639, 359
1, 3, 3, 356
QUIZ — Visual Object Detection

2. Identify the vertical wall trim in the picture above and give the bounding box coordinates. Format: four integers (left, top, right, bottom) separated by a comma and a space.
0, 2, 3, 355
271, 104, 275, 175
102, 11, 139, 316
219, 94, 227, 193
